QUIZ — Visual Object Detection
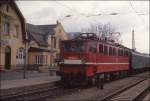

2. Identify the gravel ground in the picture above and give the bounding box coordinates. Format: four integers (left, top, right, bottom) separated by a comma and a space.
45, 72, 149, 101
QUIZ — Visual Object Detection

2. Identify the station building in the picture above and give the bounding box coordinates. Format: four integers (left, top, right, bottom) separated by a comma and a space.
26, 21, 68, 68
0, 0, 26, 70
0, 0, 68, 71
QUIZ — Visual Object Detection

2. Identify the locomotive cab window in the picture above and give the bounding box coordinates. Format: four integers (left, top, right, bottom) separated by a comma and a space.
63, 41, 85, 52
89, 42, 97, 53
89, 47, 96, 53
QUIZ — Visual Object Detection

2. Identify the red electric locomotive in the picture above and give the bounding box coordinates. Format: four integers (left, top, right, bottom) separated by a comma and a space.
58, 33, 130, 86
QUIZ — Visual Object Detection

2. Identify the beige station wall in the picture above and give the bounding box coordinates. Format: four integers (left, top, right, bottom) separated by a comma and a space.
0, 3, 69, 70
0, 4, 25, 70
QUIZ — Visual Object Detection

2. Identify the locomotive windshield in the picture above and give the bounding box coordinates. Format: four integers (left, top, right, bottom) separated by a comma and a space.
63, 41, 85, 52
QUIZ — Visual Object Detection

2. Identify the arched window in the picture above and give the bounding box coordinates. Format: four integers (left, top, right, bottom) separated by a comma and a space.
5, 46, 11, 53
16, 48, 25, 64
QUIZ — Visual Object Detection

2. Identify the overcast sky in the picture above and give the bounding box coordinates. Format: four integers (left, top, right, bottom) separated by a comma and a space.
16, 0, 149, 53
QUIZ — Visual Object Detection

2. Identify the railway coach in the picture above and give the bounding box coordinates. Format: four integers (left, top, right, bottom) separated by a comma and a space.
57, 33, 131, 86
130, 51, 150, 74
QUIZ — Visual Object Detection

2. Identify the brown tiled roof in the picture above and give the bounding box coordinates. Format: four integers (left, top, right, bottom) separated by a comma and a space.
26, 23, 57, 47
36, 25, 56, 34
30, 33, 49, 47
26, 23, 56, 35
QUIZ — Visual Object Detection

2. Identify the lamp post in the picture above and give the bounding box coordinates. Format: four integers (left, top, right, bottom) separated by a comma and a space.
23, 32, 29, 79
23, 39, 27, 79
23, 32, 34, 79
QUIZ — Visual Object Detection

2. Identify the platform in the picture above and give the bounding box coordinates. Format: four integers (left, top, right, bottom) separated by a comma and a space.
0, 76, 60, 98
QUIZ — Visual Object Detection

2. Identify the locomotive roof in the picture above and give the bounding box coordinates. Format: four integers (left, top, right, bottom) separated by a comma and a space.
62, 39, 130, 50
64, 32, 130, 50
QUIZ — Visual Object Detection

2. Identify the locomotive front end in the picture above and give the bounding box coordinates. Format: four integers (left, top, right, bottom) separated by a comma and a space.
57, 40, 88, 86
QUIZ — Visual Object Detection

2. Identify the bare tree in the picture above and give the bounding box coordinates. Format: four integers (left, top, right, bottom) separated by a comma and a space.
82, 22, 121, 43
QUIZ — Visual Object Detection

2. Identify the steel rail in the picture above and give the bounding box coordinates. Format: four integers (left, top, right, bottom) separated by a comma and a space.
1, 82, 60, 101
99, 78, 149, 101
1, 82, 83, 101
133, 86, 150, 101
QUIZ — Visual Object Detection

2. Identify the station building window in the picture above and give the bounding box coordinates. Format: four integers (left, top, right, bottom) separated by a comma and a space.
35, 55, 48, 65
16, 48, 25, 64
14, 24, 19, 37
3, 17, 10, 35
35, 56, 39, 64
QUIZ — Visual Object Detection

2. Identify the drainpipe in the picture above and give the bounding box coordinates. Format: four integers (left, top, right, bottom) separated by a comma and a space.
49, 35, 53, 76
23, 40, 27, 79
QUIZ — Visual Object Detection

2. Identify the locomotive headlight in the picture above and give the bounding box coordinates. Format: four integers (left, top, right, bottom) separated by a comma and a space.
59, 59, 64, 64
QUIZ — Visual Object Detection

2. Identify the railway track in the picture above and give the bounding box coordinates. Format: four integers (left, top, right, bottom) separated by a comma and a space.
1, 82, 60, 101
99, 77, 149, 101
1, 81, 84, 101
134, 87, 150, 101
1, 72, 149, 101
44, 72, 149, 101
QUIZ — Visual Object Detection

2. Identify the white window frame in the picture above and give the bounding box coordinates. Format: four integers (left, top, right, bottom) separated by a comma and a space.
16, 48, 24, 65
